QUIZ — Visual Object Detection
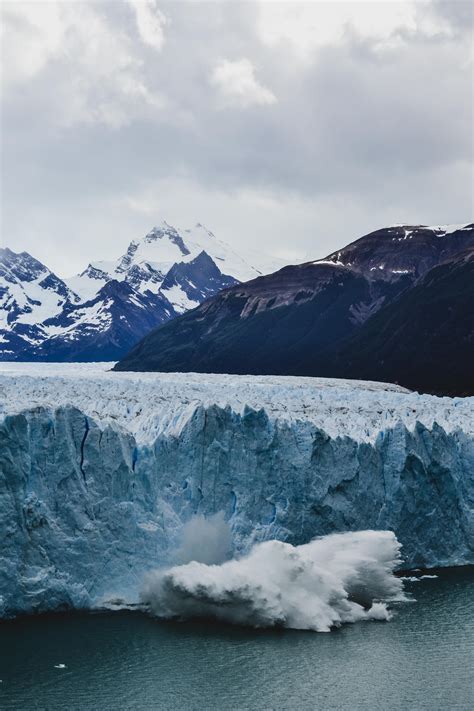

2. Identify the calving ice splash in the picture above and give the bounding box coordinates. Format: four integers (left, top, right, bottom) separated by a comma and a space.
141, 525, 406, 632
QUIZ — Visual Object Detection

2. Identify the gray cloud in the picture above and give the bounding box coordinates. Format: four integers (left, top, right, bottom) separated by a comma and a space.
431, 0, 473, 30
1, 1, 473, 276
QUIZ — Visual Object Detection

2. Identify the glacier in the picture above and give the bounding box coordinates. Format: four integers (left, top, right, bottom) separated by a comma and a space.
0, 363, 473, 618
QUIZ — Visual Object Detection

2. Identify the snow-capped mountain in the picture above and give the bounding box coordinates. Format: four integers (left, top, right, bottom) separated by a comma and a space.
67, 221, 282, 305
0, 221, 283, 361
0, 248, 81, 357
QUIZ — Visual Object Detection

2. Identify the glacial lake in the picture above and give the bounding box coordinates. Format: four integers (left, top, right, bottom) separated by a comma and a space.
1, 568, 473, 711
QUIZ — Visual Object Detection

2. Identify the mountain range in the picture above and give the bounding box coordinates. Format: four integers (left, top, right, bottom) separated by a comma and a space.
0, 222, 282, 361
115, 223, 474, 396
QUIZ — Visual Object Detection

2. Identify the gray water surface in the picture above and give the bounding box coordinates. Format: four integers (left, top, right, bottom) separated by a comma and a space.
1, 568, 473, 710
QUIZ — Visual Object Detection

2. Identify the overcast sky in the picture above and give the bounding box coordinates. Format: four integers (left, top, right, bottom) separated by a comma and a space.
1, 0, 473, 276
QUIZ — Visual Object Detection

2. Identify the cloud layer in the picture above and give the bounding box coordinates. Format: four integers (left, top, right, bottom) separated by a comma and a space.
1, 1, 473, 275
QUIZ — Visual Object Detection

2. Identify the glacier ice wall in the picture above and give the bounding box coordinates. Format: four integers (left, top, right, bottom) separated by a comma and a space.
1, 384, 473, 617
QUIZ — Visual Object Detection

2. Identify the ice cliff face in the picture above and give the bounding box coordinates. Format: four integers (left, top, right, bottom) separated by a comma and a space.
0, 364, 473, 618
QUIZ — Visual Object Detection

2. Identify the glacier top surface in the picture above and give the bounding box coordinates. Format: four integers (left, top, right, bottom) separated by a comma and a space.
0, 363, 472, 444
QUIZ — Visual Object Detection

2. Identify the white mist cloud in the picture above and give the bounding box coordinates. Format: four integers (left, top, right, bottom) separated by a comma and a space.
256, 0, 450, 59
210, 58, 276, 108
141, 529, 405, 631
0, 2, 65, 88
175, 512, 233, 565
130, 0, 167, 51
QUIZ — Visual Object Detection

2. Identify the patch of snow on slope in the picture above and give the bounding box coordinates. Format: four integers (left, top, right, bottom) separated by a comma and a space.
311, 259, 345, 267
14, 277, 67, 325
429, 224, 472, 234
66, 263, 115, 301
0, 274, 72, 328
43, 300, 113, 340
388, 223, 470, 234
161, 285, 200, 313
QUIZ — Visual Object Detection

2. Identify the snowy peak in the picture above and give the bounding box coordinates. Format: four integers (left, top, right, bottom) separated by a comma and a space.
114, 226, 191, 284
1, 247, 49, 284
0, 248, 78, 304
116, 240, 140, 274
143, 222, 191, 255
66, 262, 114, 303
0, 248, 79, 333
68, 220, 281, 302
114, 224, 190, 279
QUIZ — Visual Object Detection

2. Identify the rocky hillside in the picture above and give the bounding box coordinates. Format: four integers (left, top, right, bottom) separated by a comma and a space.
115, 223, 474, 395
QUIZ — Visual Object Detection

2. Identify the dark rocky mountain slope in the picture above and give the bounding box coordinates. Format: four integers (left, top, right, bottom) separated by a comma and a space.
325, 247, 474, 396
115, 223, 474, 395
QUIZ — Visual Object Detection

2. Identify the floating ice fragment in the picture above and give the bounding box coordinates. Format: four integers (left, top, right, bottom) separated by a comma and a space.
401, 574, 438, 583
